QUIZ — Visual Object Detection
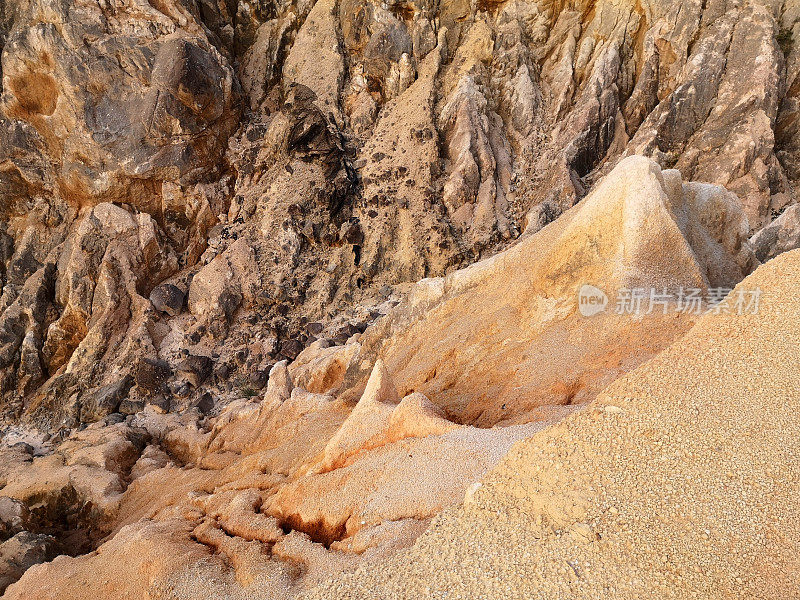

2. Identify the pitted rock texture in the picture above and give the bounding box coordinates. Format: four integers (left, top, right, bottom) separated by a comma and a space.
337, 156, 757, 427
1, 0, 799, 424
0, 0, 800, 597
0, 156, 767, 598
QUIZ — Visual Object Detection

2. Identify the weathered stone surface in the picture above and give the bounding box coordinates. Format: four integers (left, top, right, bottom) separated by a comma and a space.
2, 0, 795, 431
0, 531, 58, 593
750, 204, 800, 262
175, 355, 213, 389
340, 157, 756, 426
149, 284, 186, 317
0, 0, 238, 209
187, 238, 261, 322
0, 0, 799, 598
134, 359, 172, 396
79, 377, 134, 423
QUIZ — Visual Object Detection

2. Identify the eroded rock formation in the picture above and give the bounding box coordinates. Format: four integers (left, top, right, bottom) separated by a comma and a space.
1, 0, 799, 426
0, 155, 770, 598
0, 0, 799, 596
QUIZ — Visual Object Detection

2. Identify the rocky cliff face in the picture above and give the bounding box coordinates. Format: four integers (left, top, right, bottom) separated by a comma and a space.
0, 0, 799, 597
1, 0, 798, 425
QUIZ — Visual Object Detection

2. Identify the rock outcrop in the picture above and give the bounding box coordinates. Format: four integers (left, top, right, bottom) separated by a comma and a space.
339, 156, 756, 426
1, 0, 798, 429
0, 0, 799, 597
750, 203, 800, 261
1, 0, 238, 208
0, 156, 768, 598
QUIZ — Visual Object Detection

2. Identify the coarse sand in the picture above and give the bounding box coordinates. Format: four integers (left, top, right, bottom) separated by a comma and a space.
304, 249, 800, 599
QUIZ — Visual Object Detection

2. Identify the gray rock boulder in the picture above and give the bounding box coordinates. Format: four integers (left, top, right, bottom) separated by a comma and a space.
79, 376, 135, 423
0, 531, 59, 594
149, 284, 186, 317
750, 205, 800, 262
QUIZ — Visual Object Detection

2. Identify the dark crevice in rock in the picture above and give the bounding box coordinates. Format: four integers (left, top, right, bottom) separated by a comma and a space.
276, 515, 347, 549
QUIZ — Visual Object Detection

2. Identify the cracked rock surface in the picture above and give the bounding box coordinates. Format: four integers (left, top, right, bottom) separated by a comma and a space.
2, 0, 799, 423
0, 0, 799, 597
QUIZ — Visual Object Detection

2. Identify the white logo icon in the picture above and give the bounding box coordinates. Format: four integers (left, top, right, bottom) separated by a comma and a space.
578, 285, 608, 317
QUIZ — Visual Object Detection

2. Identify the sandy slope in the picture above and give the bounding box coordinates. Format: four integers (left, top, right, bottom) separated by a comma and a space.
305, 249, 800, 599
